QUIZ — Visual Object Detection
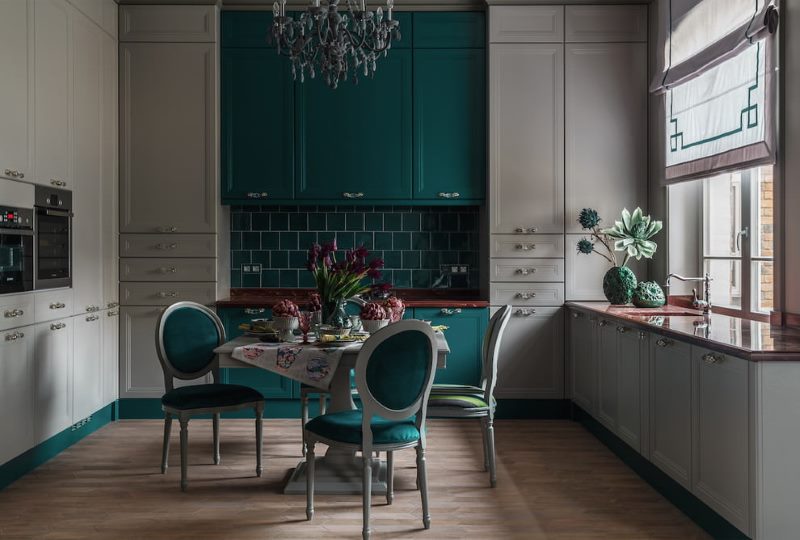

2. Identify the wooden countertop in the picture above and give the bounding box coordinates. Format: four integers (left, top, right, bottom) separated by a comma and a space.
216, 288, 490, 309
567, 302, 800, 361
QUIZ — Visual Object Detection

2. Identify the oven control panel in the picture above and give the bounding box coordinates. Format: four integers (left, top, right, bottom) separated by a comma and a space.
0, 206, 33, 229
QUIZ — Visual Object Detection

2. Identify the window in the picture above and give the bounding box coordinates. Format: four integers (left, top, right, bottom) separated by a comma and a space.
702, 166, 773, 316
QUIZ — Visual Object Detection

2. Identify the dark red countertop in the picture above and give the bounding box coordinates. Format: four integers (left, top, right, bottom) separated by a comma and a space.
216, 288, 489, 309
567, 301, 800, 361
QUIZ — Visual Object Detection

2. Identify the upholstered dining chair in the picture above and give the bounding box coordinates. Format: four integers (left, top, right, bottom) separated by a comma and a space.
155, 301, 265, 492
426, 304, 512, 487
304, 320, 438, 540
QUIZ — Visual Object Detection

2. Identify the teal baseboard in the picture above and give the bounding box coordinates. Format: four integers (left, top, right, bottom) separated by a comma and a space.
495, 399, 569, 419
571, 404, 748, 540
0, 402, 116, 491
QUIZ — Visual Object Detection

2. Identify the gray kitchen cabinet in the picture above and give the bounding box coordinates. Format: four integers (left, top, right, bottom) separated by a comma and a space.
67, 0, 117, 38
119, 41, 218, 233
564, 5, 647, 43
101, 27, 119, 310
493, 306, 564, 399
489, 5, 564, 44
102, 308, 119, 406
0, 0, 32, 183
649, 335, 692, 489
596, 318, 618, 431
120, 258, 217, 282
72, 312, 103, 422
0, 293, 35, 332
0, 325, 35, 466
120, 234, 217, 258
33, 318, 73, 444
691, 346, 750, 535
617, 325, 645, 452
119, 5, 216, 43
34, 0, 71, 188
568, 310, 596, 413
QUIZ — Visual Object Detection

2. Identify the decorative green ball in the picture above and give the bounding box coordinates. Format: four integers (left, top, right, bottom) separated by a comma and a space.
602, 266, 638, 305
632, 281, 666, 308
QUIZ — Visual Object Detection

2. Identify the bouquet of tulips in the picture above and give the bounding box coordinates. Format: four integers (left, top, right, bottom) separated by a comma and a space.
306, 239, 389, 305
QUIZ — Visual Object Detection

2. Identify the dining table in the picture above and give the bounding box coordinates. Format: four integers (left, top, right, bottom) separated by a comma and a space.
214, 332, 450, 495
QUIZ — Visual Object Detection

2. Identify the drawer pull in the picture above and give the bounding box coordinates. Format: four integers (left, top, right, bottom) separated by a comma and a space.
160, 266, 178, 274
342, 192, 365, 199
656, 338, 672, 348
514, 227, 538, 234
49, 302, 66, 310
572, 312, 582, 319
515, 292, 536, 300
4, 330, 24, 341
50, 179, 66, 187
4, 308, 24, 318
616, 326, 628, 334
639, 331, 647, 340
702, 353, 722, 364
598, 320, 608, 327
50, 322, 66, 331
515, 243, 536, 251
158, 291, 178, 298
108, 310, 118, 317
4, 169, 24, 179
107, 302, 119, 309
515, 268, 536, 276
158, 226, 178, 233
515, 308, 536, 317
437, 192, 461, 199
156, 243, 178, 250
244, 308, 266, 315
246, 192, 269, 199
85, 306, 100, 313
440, 308, 462, 315
85, 314, 100, 322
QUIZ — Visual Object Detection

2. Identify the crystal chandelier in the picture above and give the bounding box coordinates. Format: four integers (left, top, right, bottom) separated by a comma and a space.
270, 0, 400, 89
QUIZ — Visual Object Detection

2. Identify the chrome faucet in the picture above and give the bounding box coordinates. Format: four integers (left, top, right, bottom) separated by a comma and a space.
665, 273, 713, 315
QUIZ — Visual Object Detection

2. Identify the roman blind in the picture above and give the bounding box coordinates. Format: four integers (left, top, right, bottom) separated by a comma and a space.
652, 0, 779, 184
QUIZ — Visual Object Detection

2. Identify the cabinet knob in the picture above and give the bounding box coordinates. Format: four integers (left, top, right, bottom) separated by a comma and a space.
437, 192, 461, 199
342, 192, 365, 199
107, 302, 119, 309
515, 292, 536, 300
572, 311, 582, 319
4, 330, 24, 341
616, 326, 628, 334
598, 320, 608, 327
639, 331, 647, 340
49, 302, 66, 310
4, 169, 25, 179
515, 268, 536, 276
244, 308, 266, 315
440, 308, 462, 315
158, 226, 178, 233
656, 337, 672, 348
515, 308, 536, 317
702, 353, 723, 364
86, 315, 100, 322
246, 192, 269, 199
50, 322, 66, 331
4, 308, 24, 318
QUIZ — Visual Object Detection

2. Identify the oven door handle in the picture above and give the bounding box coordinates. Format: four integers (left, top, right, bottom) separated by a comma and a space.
41, 209, 73, 218
0, 227, 33, 236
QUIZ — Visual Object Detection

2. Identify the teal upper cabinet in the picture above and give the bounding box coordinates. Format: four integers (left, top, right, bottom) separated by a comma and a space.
415, 307, 488, 386
413, 12, 485, 48
221, 48, 294, 202
295, 49, 413, 201
221, 12, 275, 48
413, 48, 486, 201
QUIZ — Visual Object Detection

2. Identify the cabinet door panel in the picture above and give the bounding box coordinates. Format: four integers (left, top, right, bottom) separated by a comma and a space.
0, 0, 31, 180
490, 44, 564, 233
565, 43, 647, 233
415, 307, 488, 386
568, 310, 596, 413
72, 313, 103, 421
493, 306, 563, 399
101, 30, 118, 308
617, 326, 643, 452
596, 319, 617, 431
120, 42, 217, 233
0, 327, 34, 465
296, 50, 412, 201
102, 309, 119, 405
222, 48, 294, 202
218, 307, 295, 398
34, 0, 71, 187
692, 347, 750, 534
489, 6, 564, 43
490, 258, 564, 282
34, 319, 73, 443
650, 337, 692, 488
413, 48, 485, 201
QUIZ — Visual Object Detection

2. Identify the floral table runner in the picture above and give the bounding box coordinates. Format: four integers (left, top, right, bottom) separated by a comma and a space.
230, 341, 360, 390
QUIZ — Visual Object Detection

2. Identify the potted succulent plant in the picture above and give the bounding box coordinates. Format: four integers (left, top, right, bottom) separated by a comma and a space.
576, 207, 663, 305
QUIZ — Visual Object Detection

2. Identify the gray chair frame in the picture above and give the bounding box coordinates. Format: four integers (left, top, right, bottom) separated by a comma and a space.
304, 320, 438, 540
426, 305, 512, 487
155, 301, 265, 491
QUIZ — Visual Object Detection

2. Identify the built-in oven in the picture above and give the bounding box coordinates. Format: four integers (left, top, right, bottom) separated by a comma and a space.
34, 186, 72, 290
0, 204, 34, 295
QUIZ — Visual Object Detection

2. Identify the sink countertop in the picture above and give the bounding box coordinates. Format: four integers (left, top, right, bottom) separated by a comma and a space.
216, 288, 490, 309
567, 301, 800, 361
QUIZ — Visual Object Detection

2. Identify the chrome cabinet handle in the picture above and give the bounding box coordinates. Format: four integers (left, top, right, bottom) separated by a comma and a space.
515, 243, 536, 251
4, 308, 24, 318
4, 330, 24, 341
656, 338, 672, 348
616, 326, 628, 334
515, 308, 536, 317
572, 311, 582, 319
440, 308, 462, 315
85, 315, 99, 322
514, 227, 538, 234
155, 243, 178, 250
50, 179, 66, 187
342, 192, 365, 199
639, 331, 647, 340
4, 169, 25, 179
244, 308, 266, 315
515, 268, 536, 276
50, 322, 66, 331
107, 302, 119, 309
246, 192, 269, 199
108, 310, 118, 317
515, 292, 537, 300
49, 302, 66, 310
702, 353, 723, 364
437, 192, 460, 199
160, 266, 177, 274
85, 306, 100, 313
158, 291, 178, 298
158, 226, 177, 233
598, 320, 608, 327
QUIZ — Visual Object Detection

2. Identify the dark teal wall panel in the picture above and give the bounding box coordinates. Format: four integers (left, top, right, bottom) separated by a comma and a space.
412, 12, 485, 48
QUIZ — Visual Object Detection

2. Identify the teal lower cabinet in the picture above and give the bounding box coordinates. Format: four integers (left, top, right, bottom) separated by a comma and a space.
414, 307, 487, 386
217, 307, 297, 398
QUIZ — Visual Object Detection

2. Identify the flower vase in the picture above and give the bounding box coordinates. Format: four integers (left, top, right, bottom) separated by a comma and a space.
602, 266, 638, 305
322, 299, 353, 331
272, 316, 299, 342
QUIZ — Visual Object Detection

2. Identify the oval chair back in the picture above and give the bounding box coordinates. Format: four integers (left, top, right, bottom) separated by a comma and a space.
155, 301, 226, 392
354, 320, 438, 451
481, 305, 512, 407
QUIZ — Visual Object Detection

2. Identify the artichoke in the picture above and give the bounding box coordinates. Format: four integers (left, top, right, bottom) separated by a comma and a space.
578, 208, 601, 229
602, 207, 663, 261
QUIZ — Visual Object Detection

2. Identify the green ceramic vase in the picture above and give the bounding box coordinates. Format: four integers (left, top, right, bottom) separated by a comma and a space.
602, 266, 638, 305
632, 281, 666, 308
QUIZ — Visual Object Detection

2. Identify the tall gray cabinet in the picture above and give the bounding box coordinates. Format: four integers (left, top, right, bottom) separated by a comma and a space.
118, 5, 228, 399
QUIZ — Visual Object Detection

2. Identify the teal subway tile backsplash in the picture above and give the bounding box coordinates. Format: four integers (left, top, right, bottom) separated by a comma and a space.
230, 205, 480, 289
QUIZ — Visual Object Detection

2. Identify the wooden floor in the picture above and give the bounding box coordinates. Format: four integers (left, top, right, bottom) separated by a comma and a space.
0, 419, 709, 539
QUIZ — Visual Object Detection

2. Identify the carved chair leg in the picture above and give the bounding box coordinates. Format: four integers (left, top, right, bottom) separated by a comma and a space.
386, 451, 394, 505
301, 393, 309, 457
212, 413, 220, 465
417, 443, 431, 529
362, 454, 373, 540
179, 416, 190, 492
306, 441, 315, 520
255, 406, 264, 477
161, 413, 172, 474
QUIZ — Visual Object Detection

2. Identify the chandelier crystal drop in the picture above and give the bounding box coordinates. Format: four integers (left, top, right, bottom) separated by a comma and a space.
270, 0, 400, 89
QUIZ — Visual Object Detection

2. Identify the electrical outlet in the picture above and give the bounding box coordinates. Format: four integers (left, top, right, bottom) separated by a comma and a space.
242, 264, 262, 274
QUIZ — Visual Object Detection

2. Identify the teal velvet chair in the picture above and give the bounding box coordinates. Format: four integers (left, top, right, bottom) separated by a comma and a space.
426, 305, 512, 487
304, 320, 438, 540
155, 301, 265, 492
